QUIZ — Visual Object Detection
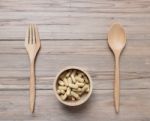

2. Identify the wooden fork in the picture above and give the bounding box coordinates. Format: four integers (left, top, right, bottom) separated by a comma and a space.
25, 24, 41, 113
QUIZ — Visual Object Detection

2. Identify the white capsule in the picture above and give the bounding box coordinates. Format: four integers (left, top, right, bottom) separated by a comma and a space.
69, 83, 78, 89
72, 88, 82, 92
75, 76, 84, 83
66, 87, 71, 96
60, 89, 65, 94
67, 77, 72, 85
60, 93, 67, 100
58, 86, 67, 91
58, 80, 65, 86
81, 84, 89, 92
71, 74, 76, 83
76, 82, 85, 87
60, 72, 67, 80
63, 78, 69, 86
77, 72, 84, 78
71, 91, 80, 100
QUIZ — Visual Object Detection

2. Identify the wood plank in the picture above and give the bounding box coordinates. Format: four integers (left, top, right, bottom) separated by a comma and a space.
0, 90, 149, 121
1, 0, 150, 13
0, 16, 150, 40
0, 0, 150, 39
0, 40, 149, 90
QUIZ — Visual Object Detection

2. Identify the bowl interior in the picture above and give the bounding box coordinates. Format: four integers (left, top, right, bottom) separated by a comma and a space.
54, 67, 93, 106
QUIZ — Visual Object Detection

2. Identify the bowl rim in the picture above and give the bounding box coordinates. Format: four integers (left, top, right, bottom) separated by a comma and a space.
53, 66, 93, 106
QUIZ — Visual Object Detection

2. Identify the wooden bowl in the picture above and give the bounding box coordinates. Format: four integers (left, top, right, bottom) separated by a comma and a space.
53, 66, 93, 106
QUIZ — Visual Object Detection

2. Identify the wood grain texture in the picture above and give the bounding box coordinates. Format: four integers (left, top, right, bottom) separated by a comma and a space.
0, 40, 149, 90
0, 0, 150, 40
0, 90, 150, 121
0, 0, 150, 120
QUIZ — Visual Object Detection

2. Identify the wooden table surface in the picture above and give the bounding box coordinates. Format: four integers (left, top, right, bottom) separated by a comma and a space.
0, 0, 150, 121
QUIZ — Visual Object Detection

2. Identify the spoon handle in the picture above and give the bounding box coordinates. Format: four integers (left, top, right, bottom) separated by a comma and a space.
114, 54, 120, 113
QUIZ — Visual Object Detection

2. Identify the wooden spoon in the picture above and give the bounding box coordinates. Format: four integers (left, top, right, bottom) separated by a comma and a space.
108, 23, 126, 113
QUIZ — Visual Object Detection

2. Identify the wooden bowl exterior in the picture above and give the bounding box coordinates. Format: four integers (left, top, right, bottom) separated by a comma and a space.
53, 66, 93, 106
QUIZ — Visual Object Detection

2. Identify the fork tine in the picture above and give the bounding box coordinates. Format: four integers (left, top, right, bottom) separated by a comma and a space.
34, 24, 40, 45
32, 24, 36, 44
29, 24, 32, 44
25, 25, 30, 45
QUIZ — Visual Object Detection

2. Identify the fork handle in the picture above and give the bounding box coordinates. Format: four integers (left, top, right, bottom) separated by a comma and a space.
114, 54, 120, 113
29, 62, 36, 113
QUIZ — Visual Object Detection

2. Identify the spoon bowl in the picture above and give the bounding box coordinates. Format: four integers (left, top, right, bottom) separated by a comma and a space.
108, 23, 126, 53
